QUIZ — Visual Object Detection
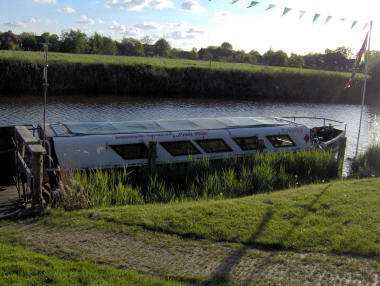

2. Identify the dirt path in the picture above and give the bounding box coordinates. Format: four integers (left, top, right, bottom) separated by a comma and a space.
1, 221, 379, 285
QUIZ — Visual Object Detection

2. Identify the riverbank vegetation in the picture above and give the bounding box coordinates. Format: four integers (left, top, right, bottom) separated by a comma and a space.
349, 144, 380, 178
53, 150, 339, 209
0, 50, 369, 104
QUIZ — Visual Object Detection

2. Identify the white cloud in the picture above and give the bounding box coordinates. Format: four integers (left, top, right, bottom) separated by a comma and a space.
105, 0, 173, 11
76, 16, 95, 25
57, 8, 76, 14
187, 27, 205, 34
210, 11, 233, 24
134, 21, 161, 30
165, 31, 195, 40
33, 0, 56, 3
123, 27, 142, 37
109, 21, 127, 33
167, 21, 191, 28
181, 0, 204, 13
148, 0, 173, 9
44, 18, 56, 25
98, 19, 105, 24
25, 17, 42, 24
3, 20, 25, 27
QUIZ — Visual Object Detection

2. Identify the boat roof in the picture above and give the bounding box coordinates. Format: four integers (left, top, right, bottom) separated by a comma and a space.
49, 117, 301, 137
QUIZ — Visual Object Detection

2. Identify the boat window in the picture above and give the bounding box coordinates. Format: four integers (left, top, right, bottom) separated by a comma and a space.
110, 143, 148, 160
196, 139, 232, 153
160, 141, 201, 156
233, 136, 259, 151
266, 135, 296, 148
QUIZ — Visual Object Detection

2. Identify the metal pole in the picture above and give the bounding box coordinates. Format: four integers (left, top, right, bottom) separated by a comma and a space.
355, 21, 372, 157
42, 43, 48, 144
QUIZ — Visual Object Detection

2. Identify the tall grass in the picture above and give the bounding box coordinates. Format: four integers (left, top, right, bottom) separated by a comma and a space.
349, 145, 380, 178
0, 50, 365, 103
57, 150, 339, 209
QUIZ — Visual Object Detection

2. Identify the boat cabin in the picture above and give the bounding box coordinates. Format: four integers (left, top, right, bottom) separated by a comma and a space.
42, 117, 315, 170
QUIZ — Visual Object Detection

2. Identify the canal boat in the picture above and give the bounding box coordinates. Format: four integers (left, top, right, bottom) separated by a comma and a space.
40, 116, 346, 170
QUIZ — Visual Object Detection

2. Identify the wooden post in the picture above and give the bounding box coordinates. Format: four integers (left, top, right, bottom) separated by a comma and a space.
257, 139, 265, 153
29, 144, 46, 209
148, 141, 157, 173
337, 136, 347, 177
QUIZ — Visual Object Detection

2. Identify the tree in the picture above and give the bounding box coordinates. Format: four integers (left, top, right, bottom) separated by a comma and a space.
117, 38, 144, 56
19, 32, 38, 51
288, 53, 304, 68
221, 42, 233, 51
263, 49, 288, 66
140, 35, 153, 45
155, 38, 171, 57
249, 50, 261, 64
60, 29, 89, 53
48, 34, 60, 52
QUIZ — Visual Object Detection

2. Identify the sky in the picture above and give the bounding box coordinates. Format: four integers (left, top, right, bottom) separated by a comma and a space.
0, 0, 379, 55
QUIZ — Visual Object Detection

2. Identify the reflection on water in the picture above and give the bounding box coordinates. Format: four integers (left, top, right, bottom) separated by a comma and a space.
1, 94, 380, 166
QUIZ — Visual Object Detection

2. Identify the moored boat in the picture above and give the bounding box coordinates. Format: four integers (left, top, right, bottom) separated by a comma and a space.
39, 116, 346, 170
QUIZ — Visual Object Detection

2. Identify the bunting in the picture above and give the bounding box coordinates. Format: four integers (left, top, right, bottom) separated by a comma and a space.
344, 32, 369, 89
312, 13, 320, 24
324, 16, 332, 25
218, 0, 367, 29
247, 1, 259, 8
282, 7, 291, 16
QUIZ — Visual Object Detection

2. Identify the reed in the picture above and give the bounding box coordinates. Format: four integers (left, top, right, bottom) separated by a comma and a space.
349, 145, 380, 178
59, 150, 339, 208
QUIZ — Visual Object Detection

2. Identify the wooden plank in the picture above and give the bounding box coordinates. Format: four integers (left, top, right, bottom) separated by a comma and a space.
14, 126, 39, 145
27, 144, 46, 155
17, 152, 33, 187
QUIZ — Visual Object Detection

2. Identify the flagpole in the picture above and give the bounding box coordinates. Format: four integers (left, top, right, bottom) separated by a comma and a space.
355, 21, 372, 157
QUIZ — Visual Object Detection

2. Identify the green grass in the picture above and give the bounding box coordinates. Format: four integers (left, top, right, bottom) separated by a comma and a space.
41, 178, 380, 258
0, 50, 365, 103
0, 50, 352, 76
350, 144, 380, 177
57, 150, 339, 208
0, 243, 184, 286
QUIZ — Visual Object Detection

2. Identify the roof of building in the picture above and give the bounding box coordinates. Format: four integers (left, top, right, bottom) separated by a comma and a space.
49, 117, 299, 137
0, 31, 20, 42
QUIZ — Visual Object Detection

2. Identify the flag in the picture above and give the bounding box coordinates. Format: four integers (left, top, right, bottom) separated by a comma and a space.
324, 16, 332, 25
351, 21, 358, 29
282, 7, 291, 16
247, 1, 259, 8
298, 10, 306, 20
344, 32, 369, 89
266, 4, 275, 10
312, 13, 320, 24
230, 0, 239, 4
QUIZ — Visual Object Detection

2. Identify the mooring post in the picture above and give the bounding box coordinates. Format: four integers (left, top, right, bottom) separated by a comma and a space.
258, 139, 265, 153
337, 136, 347, 177
29, 144, 46, 209
148, 141, 157, 173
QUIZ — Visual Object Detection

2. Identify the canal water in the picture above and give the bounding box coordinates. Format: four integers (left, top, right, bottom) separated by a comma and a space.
1, 95, 379, 172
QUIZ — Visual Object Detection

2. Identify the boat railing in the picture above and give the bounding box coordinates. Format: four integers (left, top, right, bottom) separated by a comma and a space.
277, 116, 347, 133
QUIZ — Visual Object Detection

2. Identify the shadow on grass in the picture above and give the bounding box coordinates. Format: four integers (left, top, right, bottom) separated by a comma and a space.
210, 184, 331, 284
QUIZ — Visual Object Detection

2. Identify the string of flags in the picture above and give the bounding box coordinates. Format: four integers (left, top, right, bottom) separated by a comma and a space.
208, 0, 369, 30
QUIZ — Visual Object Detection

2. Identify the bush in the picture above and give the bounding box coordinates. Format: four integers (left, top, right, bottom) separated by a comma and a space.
349, 145, 380, 178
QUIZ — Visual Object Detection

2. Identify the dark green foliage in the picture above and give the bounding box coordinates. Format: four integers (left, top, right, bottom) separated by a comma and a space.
349, 145, 380, 178
71, 150, 339, 208
0, 50, 365, 103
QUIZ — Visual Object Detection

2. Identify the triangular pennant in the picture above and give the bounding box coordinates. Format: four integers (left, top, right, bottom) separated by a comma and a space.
324, 16, 332, 24
362, 23, 369, 31
351, 21, 358, 29
312, 13, 320, 24
230, 0, 239, 4
298, 10, 306, 20
247, 1, 259, 8
339, 18, 346, 22
266, 4, 275, 10
281, 7, 291, 16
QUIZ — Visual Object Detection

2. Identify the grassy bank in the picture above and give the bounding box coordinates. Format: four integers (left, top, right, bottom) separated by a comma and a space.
55, 150, 339, 209
349, 144, 380, 178
0, 50, 367, 103
0, 243, 184, 286
44, 178, 380, 258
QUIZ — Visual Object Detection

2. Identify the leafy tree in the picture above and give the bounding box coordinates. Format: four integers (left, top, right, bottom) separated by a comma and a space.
288, 53, 304, 68
19, 32, 38, 51
249, 50, 261, 64
263, 49, 288, 66
60, 29, 89, 53
117, 38, 144, 56
48, 34, 60, 52
221, 42, 233, 50
140, 35, 153, 45
155, 38, 171, 57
